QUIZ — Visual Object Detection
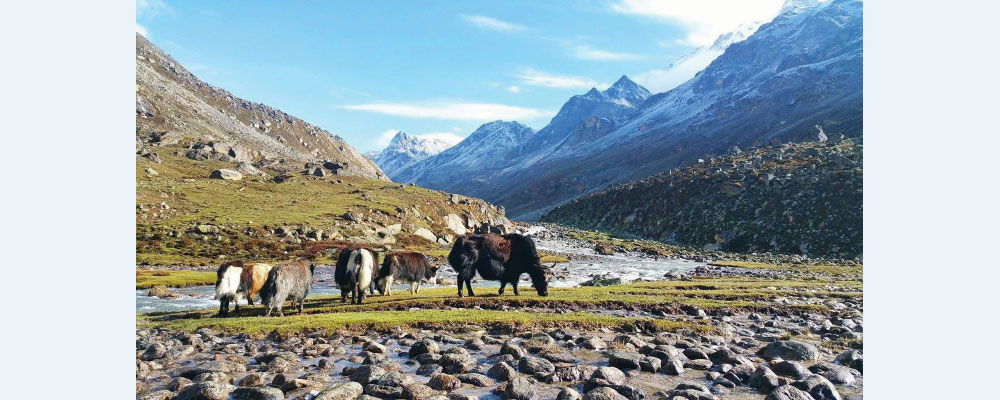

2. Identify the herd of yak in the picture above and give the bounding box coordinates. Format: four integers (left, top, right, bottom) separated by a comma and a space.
214, 233, 557, 317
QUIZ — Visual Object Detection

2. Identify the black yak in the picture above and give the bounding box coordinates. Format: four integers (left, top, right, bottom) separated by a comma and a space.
335, 247, 377, 304
375, 251, 439, 296
259, 258, 314, 317
447, 233, 555, 297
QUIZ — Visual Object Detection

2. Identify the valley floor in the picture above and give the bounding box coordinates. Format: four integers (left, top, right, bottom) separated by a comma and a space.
136, 230, 862, 400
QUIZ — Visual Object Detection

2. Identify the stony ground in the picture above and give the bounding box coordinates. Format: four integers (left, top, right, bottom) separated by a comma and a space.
136, 257, 862, 400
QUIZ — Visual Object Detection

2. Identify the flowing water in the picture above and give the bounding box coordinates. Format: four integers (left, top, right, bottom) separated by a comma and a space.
136, 226, 705, 313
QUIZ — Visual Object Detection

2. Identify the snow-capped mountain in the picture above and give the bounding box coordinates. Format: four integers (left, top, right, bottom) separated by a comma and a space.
394, 0, 860, 221
390, 77, 649, 193
371, 131, 459, 178
392, 121, 534, 189
637, 21, 763, 93
510, 75, 650, 161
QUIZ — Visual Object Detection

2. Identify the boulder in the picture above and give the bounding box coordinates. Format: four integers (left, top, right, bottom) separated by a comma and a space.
315, 382, 365, 400
488, 361, 517, 382
766, 385, 813, 400
455, 373, 494, 387
583, 387, 627, 400
748, 366, 781, 393
140, 343, 167, 361
402, 384, 439, 400
413, 228, 437, 243
444, 214, 467, 235
499, 340, 526, 359
606, 350, 642, 370
428, 374, 461, 391
409, 338, 440, 357
504, 377, 537, 400
174, 382, 235, 400
350, 365, 387, 385
231, 386, 283, 400
759, 341, 819, 361
209, 169, 243, 181
518, 355, 555, 375
558, 387, 582, 400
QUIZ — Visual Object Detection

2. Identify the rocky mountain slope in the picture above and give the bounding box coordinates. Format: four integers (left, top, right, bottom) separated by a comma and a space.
135, 35, 512, 266
372, 131, 457, 178
542, 139, 862, 259
393, 0, 862, 221
392, 121, 535, 191
135, 34, 386, 180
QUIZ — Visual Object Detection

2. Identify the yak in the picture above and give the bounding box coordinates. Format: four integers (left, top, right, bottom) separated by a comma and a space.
239, 263, 273, 307
215, 261, 245, 317
447, 233, 555, 297
259, 258, 314, 317
335, 247, 377, 304
375, 251, 439, 296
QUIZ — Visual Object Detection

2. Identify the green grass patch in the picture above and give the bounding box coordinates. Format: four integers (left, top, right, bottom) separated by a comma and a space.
140, 309, 712, 336
136, 269, 216, 289
707, 260, 862, 278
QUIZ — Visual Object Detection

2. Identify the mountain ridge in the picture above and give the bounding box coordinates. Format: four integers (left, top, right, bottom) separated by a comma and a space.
135, 34, 387, 180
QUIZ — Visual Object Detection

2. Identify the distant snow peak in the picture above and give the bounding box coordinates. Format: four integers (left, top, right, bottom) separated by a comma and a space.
373, 131, 461, 177
637, 20, 764, 94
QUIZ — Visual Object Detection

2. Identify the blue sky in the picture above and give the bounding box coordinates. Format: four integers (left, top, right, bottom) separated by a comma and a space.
137, 0, 784, 153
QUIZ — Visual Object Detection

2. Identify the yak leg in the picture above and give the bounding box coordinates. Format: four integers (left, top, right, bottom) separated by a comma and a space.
465, 278, 476, 297
341, 286, 349, 303
513, 281, 520, 296
358, 289, 366, 305
298, 298, 304, 314
351, 286, 359, 305
499, 281, 507, 295
457, 269, 474, 297
409, 281, 416, 295
247, 293, 254, 307
415, 281, 421, 294
218, 299, 227, 317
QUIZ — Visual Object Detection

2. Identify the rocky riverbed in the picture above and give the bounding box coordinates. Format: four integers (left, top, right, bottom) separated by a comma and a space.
137, 306, 862, 400
137, 225, 861, 400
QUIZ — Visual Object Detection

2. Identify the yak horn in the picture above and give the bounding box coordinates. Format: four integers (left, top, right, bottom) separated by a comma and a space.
542, 262, 556, 270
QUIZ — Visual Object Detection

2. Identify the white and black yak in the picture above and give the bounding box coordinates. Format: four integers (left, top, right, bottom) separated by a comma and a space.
215, 261, 245, 317
374, 251, 439, 296
259, 258, 315, 317
447, 233, 555, 298
335, 247, 377, 304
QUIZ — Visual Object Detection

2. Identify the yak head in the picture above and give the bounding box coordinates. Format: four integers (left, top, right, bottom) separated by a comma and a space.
528, 260, 556, 296
424, 265, 441, 283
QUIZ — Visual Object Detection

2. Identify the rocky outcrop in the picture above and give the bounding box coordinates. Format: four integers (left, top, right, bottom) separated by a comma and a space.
135, 34, 386, 180
542, 141, 862, 259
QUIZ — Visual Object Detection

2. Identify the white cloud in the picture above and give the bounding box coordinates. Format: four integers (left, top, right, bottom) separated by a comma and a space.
136, 23, 149, 37
514, 67, 604, 89
342, 101, 553, 121
506, 86, 523, 93
635, 48, 723, 93
374, 129, 400, 148
572, 45, 644, 61
137, 0, 170, 17
460, 14, 528, 32
611, 0, 784, 46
